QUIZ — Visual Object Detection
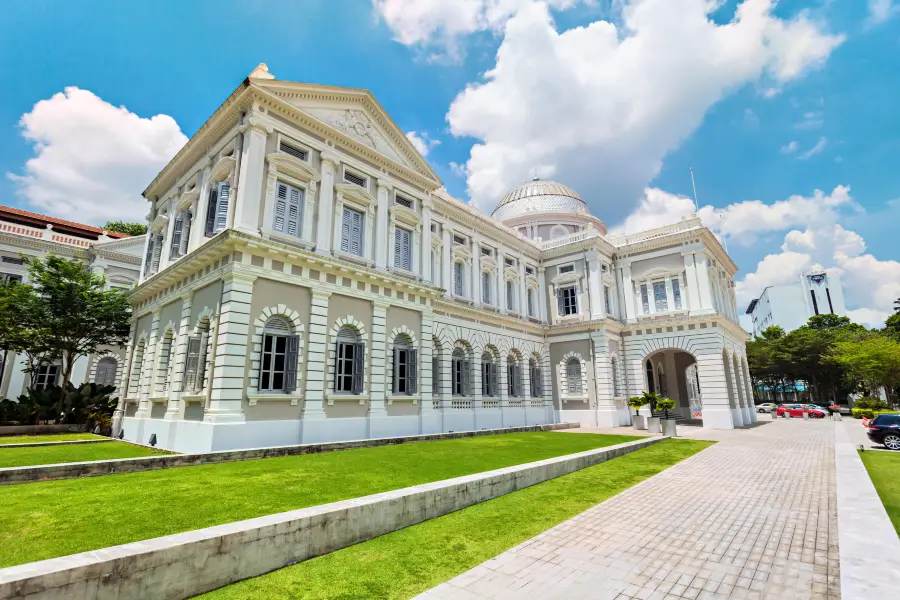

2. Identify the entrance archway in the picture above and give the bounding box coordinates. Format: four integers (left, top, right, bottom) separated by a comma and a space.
643, 349, 701, 424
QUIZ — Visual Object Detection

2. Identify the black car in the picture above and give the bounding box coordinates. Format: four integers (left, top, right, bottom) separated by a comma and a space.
866, 414, 900, 451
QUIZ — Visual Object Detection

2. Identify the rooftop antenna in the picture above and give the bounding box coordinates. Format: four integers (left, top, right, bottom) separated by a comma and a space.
689, 167, 700, 213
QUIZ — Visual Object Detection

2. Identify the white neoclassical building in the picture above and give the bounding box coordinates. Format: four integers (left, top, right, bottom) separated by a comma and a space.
0, 205, 144, 399
116, 64, 754, 453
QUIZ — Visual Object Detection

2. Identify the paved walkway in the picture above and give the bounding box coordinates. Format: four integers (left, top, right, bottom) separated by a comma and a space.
417, 419, 840, 600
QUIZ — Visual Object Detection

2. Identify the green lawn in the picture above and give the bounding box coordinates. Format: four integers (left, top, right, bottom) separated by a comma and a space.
0, 431, 639, 567
199, 439, 713, 600
0, 440, 170, 469
0, 433, 103, 445
859, 450, 900, 535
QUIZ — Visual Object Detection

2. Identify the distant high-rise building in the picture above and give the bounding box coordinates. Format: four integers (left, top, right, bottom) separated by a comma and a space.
745, 266, 846, 337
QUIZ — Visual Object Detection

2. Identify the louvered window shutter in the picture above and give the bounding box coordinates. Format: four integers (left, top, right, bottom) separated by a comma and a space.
401, 229, 410, 270
491, 363, 498, 396
350, 210, 363, 255
144, 235, 155, 275
170, 214, 184, 257
197, 331, 210, 389
274, 183, 288, 232
557, 289, 565, 314
340, 209, 352, 253
151, 234, 163, 273
288, 186, 302, 237
204, 187, 218, 236
183, 336, 202, 391
284, 335, 300, 392
482, 272, 490, 303
392, 347, 400, 393
408, 350, 417, 394
180, 212, 192, 256
214, 182, 231, 233
515, 365, 522, 396
393, 229, 402, 268
462, 360, 470, 395
351, 342, 364, 393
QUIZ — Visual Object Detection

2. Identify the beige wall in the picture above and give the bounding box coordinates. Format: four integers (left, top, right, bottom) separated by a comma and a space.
158, 299, 182, 336
191, 282, 223, 324
134, 313, 154, 341
548, 338, 593, 410
386, 306, 421, 342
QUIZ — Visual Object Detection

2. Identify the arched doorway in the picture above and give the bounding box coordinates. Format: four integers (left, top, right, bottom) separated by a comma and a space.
643, 349, 701, 424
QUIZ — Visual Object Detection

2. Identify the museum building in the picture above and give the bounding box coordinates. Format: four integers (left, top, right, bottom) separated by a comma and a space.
115, 64, 755, 453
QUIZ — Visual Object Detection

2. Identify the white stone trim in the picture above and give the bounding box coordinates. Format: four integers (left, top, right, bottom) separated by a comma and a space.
325, 315, 369, 404
87, 351, 123, 391
557, 351, 588, 404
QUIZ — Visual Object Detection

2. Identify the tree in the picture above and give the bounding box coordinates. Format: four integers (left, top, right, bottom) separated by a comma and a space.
0, 280, 41, 391
23, 255, 131, 412
832, 335, 900, 407
885, 313, 900, 340
895, 297, 900, 313
103, 220, 147, 236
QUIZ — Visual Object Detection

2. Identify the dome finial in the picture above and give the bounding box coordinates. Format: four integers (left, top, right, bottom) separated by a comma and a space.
531, 167, 539, 181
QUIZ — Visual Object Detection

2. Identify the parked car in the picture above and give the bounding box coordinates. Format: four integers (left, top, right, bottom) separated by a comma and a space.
827, 404, 851, 415
866, 414, 900, 451
756, 403, 777, 413
776, 404, 827, 419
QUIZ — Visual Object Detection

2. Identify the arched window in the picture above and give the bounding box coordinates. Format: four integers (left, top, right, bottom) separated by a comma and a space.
646, 361, 656, 394
259, 317, 299, 393
611, 357, 621, 397
452, 348, 470, 396
432, 339, 441, 395
334, 326, 364, 394
392, 335, 417, 395
95, 357, 118, 388
183, 318, 212, 393
128, 338, 146, 397
529, 358, 541, 397
566, 358, 582, 395
508, 355, 522, 397
156, 330, 175, 393
481, 352, 497, 396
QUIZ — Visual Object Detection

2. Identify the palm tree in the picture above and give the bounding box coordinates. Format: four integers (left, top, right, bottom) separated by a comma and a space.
894, 297, 900, 313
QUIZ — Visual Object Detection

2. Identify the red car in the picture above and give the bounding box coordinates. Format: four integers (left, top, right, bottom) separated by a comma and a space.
776, 404, 827, 418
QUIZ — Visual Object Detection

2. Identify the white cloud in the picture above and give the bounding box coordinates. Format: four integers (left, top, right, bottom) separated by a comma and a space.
7, 87, 187, 224
441, 0, 843, 216
607, 188, 696, 237
868, 0, 898, 25
781, 229, 815, 251
794, 110, 823, 129
735, 250, 814, 308
406, 130, 441, 156
780, 140, 798, 154
797, 136, 827, 159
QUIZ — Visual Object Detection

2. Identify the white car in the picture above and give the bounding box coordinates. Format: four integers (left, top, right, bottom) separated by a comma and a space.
756, 403, 777, 413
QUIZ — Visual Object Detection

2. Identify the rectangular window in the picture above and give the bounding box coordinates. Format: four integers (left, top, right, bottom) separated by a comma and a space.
1, 273, 23, 283
559, 264, 574, 274
504, 258, 514, 267
1, 256, 24, 265
34, 364, 59, 390
453, 235, 466, 246
640, 284, 650, 314
525, 266, 534, 276
453, 262, 464, 296
343, 170, 367, 188
393, 227, 412, 271
508, 364, 521, 397
274, 182, 304, 238
527, 289, 535, 317
604, 284, 612, 314
169, 213, 184, 258
179, 211, 193, 257
452, 357, 470, 396
482, 271, 491, 304
340, 207, 365, 256
481, 247, 492, 257
558, 286, 578, 316
653, 281, 668, 312
394, 194, 413, 209
506, 280, 514, 311
482, 361, 495, 396
335, 341, 364, 394
279, 140, 309, 162
672, 278, 682, 309
392, 347, 417, 395
530, 365, 542, 397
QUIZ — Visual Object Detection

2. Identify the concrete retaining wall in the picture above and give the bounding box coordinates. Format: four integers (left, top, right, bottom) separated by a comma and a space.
0, 439, 112, 449
0, 423, 579, 485
0, 425, 85, 436
0, 436, 660, 600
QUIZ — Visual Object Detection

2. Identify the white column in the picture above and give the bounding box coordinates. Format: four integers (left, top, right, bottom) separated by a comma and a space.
620, 263, 636, 320
441, 226, 452, 297
682, 253, 698, 311
315, 153, 338, 256
232, 122, 268, 236
375, 179, 391, 270
586, 250, 603, 319
518, 257, 527, 316
205, 273, 255, 423
419, 313, 438, 432
165, 294, 193, 419
498, 250, 507, 314
301, 291, 331, 442
422, 201, 432, 282
189, 169, 209, 252
135, 311, 161, 418
664, 277, 675, 313
159, 199, 177, 269
112, 323, 137, 436
471, 240, 481, 306
538, 267, 548, 322
694, 252, 714, 311
368, 303, 389, 434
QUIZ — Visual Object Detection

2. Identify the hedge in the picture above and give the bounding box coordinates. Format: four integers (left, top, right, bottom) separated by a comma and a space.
851, 408, 900, 419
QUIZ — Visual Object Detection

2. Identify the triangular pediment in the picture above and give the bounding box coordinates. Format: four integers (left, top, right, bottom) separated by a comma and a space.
249, 80, 441, 188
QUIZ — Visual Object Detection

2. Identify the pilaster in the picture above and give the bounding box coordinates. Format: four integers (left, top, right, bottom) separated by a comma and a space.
233, 122, 269, 236
471, 240, 481, 306
164, 294, 193, 419
135, 311, 161, 419
693, 251, 715, 312
620, 263, 636, 320
441, 226, 452, 298
368, 302, 389, 422
315, 153, 338, 256
375, 179, 391, 270
422, 200, 432, 283
538, 267, 548, 322
586, 250, 604, 319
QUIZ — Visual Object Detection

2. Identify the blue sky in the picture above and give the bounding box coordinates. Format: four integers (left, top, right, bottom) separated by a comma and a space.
1, 0, 898, 325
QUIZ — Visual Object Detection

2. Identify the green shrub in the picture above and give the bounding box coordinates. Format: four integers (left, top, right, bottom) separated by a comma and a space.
853, 397, 888, 410
851, 408, 900, 419
626, 396, 645, 416
655, 397, 676, 420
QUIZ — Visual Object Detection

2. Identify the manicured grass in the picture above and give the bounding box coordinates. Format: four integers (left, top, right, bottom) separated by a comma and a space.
0, 431, 639, 567
0, 441, 170, 469
199, 439, 714, 600
859, 450, 900, 535
0, 433, 103, 445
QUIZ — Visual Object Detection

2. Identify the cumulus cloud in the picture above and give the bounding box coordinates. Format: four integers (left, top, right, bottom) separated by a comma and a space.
606, 188, 696, 238
405, 130, 440, 156
436, 0, 843, 216
735, 251, 814, 308
868, 0, 898, 25
7, 87, 187, 224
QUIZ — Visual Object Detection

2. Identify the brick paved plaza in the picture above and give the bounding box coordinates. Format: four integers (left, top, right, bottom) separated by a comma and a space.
417, 419, 840, 600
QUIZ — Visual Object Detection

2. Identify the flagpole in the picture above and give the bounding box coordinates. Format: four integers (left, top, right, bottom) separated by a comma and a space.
689, 167, 700, 213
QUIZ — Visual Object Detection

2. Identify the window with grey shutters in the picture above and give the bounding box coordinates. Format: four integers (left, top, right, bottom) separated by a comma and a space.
452, 349, 469, 396
204, 186, 218, 237
213, 182, 231, 234
506, 281, 515, 311
340, 207, 364, 256
392, 337, 417, 395
453, 262, 464, 296
481, 354, 496, 396
482, 271, 491, 304
566, 358, 582, 395
394, 227, 412, 270
507, 360, 521, 397
529, 359, 541, 397
527, 289, 535, 316
183, 336, 202, 392
170, 213, 184, 258
150, 233, 163, 274
672, 278, 682, 309
611, 357, 621, 397
273, 182, 304, 238
558, 285, 577, 315
258, 317, 299, 393
94, 357, 117, 388
334, 326, 364, 394
604, 284, 612, 314
143, 235, 156, 276
180, 211, 192, 256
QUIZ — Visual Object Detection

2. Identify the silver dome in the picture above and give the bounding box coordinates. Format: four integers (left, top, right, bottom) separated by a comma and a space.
492, 178, 589, 221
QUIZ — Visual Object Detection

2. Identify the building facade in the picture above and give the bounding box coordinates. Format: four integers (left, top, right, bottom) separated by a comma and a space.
116, 65, 754, 453
745, 266, 846, 337
0, 205, 144, 399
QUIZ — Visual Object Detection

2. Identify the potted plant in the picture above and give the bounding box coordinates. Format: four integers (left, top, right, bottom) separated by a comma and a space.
627, 396, 646, 430
643, 391, 662, 434
656, 396, 678, 436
